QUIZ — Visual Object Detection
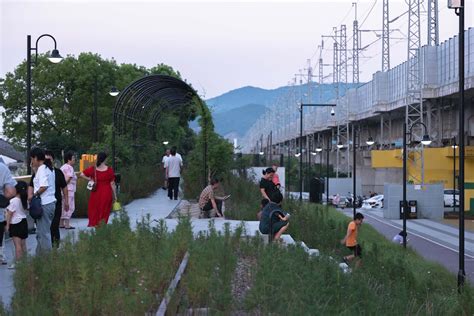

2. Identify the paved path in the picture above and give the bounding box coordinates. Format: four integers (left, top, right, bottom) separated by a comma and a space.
0, 189, 259, 308
338, 207, 474, 283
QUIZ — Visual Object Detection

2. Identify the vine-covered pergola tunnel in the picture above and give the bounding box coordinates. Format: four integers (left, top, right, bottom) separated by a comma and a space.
112, 74, 208, 186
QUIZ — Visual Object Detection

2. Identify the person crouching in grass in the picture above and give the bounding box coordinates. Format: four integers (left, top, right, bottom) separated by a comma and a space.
259, 191, 290, 241
341, 212, 364, 267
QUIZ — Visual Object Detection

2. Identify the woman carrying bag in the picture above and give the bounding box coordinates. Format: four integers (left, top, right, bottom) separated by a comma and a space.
80, 152, 117, 227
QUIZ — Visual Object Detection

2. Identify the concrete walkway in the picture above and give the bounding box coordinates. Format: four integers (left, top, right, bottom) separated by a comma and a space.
338, 207, 474, 283
0, 188, 259, 308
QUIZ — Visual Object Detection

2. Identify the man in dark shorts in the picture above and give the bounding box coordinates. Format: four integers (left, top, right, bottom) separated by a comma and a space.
341, 212, 364, 267
259, 191, 289, 241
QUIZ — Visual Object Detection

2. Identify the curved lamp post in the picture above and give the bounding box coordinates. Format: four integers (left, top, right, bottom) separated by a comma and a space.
26, 34, 63, 174
298, 102, 336, 201
402, 121, 432, 248
109, 86, 120, 97
448, 0, 466, 291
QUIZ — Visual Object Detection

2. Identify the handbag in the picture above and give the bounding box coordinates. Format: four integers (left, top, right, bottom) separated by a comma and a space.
86, 167, 97, 192
30, 195, 43, 220
112, 201, 122, 212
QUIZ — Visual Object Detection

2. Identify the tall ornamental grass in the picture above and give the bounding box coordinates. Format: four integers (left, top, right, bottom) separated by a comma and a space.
223, 174, 262, 221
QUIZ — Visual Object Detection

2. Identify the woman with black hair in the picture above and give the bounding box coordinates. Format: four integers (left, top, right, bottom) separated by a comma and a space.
29, 147, 56, 254
80, 152, 117, 227
259, 167, 278, 201
5, 181, 29, 269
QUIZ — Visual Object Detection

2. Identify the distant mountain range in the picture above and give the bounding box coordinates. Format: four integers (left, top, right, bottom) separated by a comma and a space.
205, 82, 361, 140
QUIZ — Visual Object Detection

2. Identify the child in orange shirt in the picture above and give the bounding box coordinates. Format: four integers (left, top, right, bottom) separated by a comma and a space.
341, 212, 364, 266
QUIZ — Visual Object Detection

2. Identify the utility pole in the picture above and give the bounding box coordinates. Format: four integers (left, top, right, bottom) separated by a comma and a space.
353, 2, 359, 83
406, 0, 424, 183
427, 0, 439, 46
382, 0, 390, 71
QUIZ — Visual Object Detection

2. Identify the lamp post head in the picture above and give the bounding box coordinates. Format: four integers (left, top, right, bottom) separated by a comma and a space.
109, 86, 120, 97
330, 107, 335, 116
259, 151, 264, 156
366, 137, 375, 146
421, 134, 432, 146
311, 152, 317, 156
316, 146, 323, 152
294, 152, 301, 157
451, 144, 459, 149
48, 49, 63, 63
162, 141, 169, 145
448, 0, 462, 9
337, 141, 344, 149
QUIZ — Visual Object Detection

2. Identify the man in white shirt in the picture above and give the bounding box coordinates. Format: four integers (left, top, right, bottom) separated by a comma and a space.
161, 149, 170, 190
164, 148, 183, 200
29, 148, 56, 254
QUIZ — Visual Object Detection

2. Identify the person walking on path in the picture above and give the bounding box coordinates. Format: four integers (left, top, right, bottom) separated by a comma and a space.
5, 181, 28, 269
29, 148, 56, 254
45, 150, 68, 247
164, 148, 182, 200
161, 148, 170, 190
341, 212, 364, 267
259, 167, 278, 201
199, 178, 223, 218
0, 162, 16, 264
60, 151, 77, 229
80, 152, 117, 227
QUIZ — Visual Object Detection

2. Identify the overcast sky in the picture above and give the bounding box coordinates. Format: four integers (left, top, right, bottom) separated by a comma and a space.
1, 0, 473, 98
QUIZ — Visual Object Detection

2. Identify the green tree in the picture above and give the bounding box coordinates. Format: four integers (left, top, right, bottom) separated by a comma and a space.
0, 53, 189, 157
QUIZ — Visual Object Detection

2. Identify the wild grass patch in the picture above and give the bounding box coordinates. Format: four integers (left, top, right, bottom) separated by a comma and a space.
11, 213, 191, 315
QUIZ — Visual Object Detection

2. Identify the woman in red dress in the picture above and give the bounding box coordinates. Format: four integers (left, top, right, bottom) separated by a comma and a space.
80, 152, 117, 227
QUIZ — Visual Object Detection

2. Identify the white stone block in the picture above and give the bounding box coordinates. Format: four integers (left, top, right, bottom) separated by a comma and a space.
338, 262, 351, 274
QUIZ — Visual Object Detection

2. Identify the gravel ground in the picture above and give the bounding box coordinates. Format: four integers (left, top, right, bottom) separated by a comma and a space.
231, 251, 259, 316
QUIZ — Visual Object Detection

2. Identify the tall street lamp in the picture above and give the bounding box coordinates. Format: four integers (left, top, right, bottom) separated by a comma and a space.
286, 144, 291, 197
352, 127, 375, 219
316, 139, 331, 206
452, 137, 458, 213
448, 0, 466, 291
298, 102, 336, 201
26, 34, 63, 174
110, 87, 120, 171
402, 122, 432, 248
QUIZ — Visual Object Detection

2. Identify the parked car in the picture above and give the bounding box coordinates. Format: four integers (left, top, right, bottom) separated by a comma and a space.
444, 189, 459, 207
362, 194, 384, 209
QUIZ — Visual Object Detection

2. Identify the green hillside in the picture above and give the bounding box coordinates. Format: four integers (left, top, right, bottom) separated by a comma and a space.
213, 103, 267, 138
